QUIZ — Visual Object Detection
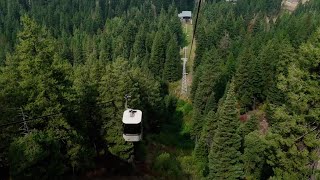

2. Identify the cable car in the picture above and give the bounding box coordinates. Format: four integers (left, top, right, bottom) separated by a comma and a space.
122, 109, 142, 142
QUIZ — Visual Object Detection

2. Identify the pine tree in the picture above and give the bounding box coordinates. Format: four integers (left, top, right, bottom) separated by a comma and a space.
149, 30, 166, 77
203, 91, 217, 116
73, 52, 105, 154
99, 59, 135, 159
258, 38, 295, 104
169, 9, 184, 46
193, 110, 217, 177
264, 29, 320, 179
71, 29, 85, 65
208, 81, 243, 179
193, 26, 207, 70
243, 131, 269, 180
99, 58, 163, 159
122, 21, 137, 59
163, 37, 181, 82
235, 46, 256, 111
239, 115, 259, 139
99, 33, 113, 62
132, 25, 146, 65
1, 15, 73, 118
190, 65, 203, 100
192, 50, 223, 137
2, 16, 93, 178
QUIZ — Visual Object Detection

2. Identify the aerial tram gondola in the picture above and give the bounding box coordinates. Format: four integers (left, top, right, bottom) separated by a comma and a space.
122, 95, 143, 142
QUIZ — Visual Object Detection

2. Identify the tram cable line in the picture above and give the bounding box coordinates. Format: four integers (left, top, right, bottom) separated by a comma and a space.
188, 0, 203, 61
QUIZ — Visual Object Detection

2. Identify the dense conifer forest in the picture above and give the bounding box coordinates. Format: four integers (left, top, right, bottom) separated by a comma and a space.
0, 0, 319, 179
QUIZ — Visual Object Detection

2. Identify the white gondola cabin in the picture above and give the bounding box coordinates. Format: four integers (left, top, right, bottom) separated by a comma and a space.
122, 109, 142, 142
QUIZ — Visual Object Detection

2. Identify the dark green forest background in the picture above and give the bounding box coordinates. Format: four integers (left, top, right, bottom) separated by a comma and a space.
0, 0, 319, 179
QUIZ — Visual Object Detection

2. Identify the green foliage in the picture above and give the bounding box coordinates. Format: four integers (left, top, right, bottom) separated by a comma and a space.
208, 82, 243, 179
258, 38, 295, 104
149, 30, 166, 77
99, 59, 163, 159
98, 59, 136, 159
239, 115, 259, 139
1, 0, 320, 179
9, 131, 64, 179
192, 1, 320, 179
132, 25, 146, 65
10, 118, 94, 179
163, 37, 182, 82
2, 15, 73, 117
243, 131, 268, 180
151, 99, 194, 150
263, 29, 320, 179
0, 2, 175, 176
192, 50, 225, 137
235, 46, 259, 111
153, 153, 183, 179
193, 110, 218, 178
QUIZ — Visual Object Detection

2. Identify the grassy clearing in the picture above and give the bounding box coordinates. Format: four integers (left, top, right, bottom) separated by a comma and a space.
146, 99, 196, 178
148, 99, 193, 150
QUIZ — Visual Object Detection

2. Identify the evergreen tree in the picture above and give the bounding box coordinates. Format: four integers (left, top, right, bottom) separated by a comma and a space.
1, 15, 73, 119
258, 38, 295, 104
1, 16, 93, 178
193, 26, 207, 70
190, 65, 203, 100
192, 50, 224, 137
208, 81, 243, 179
169, 8, 184, 46
99, 33, 113, 62
71, 29, 85, 65
1, 0, 320, 178
122, 22, 137, 59
239, 114, 260, 141
203, 91, 217, 116
99, 58, 163, 159
264, 29, 320, 179
149, 30, 166, 77
163, 37, 181, 82
235, 46, 256, 111
193, 110, 217, 178
243, 131, 269, 180
72, 52, 105, 154
99, 59, 135, 159
132, 25, 146, 65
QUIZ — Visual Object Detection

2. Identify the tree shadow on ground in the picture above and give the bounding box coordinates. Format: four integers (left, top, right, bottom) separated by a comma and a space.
150, 99, 194, 151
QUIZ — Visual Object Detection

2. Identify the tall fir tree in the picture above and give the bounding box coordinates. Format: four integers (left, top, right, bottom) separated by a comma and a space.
132, 24, 146, 65
208, 81, 243, 179
235, 46, 256, 111
192, 50, 224, 137
243, 131, 269, 180
149, 30, 166, 77
72, 52, 105, 154
163, 37, 181, 82
193, 109, 218, 178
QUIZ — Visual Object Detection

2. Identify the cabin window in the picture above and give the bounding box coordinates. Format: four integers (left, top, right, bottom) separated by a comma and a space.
123, 123, 141, 134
